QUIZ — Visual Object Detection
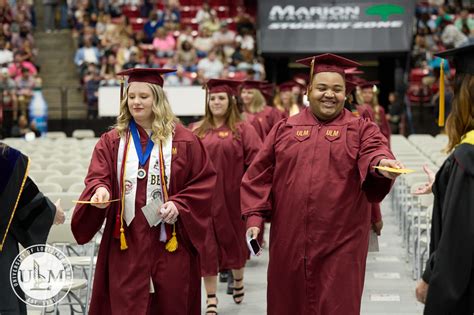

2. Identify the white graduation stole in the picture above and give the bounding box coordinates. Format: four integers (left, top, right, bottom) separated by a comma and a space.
117, 134, 172, 229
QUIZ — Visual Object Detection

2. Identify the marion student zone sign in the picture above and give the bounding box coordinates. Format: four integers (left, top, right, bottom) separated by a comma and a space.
258, 0, 415, 54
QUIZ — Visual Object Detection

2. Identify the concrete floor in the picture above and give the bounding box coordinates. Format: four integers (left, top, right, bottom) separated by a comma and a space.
200, 199, 425, 315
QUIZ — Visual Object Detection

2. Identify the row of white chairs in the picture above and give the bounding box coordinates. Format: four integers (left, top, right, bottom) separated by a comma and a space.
391, 134, 438, 280
29, 161, 90, 173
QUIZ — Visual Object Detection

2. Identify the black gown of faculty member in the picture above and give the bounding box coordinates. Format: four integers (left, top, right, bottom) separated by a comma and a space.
422, 141, 474, 315
0, 145, 56, 315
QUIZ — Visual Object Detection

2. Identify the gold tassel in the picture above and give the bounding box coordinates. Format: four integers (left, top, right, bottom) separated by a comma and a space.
165, 224, 178, 252
120, 228, 128, 250
120, 76, 125, 103
307, 57, 315, 95
438, 59, 445, 127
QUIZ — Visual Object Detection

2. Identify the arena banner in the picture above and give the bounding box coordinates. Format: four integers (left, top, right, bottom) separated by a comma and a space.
258, 0, 415, 53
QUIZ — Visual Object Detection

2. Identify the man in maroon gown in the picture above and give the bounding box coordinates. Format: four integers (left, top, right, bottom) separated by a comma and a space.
241, 54, 402, 315
71, 68, 217, 315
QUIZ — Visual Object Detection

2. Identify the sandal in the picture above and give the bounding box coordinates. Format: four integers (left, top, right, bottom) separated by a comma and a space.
206, 294, 218, 314
233, 278, 244, 304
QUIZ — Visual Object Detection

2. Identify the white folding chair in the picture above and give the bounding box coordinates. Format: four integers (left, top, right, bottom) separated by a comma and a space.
68, 182, 85, 194
45, 131, 67, 139
44, 176, 84, 193
72, 129, 96, 140
37, 182, 63, 194
47, 163, 82, 175
29, 170, 62, 183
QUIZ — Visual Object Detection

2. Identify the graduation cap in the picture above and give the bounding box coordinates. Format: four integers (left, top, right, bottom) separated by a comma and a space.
117, 68, 177, 102
345, 80, 358, 96
359, 80, 380, 90
296, 53, 361, 94
241, 80, 267, 92
293, 73, 309, 86
205, 79, 242, 96
434, 44, 474, 127
279, 81, 298, 92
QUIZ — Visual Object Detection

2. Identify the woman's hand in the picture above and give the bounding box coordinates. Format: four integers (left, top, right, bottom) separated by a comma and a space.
53, 199, 66, 225
415, 280, 429, 304
413, 165, 436, 195
90, 187, 110, 209
160, 201, 179, 224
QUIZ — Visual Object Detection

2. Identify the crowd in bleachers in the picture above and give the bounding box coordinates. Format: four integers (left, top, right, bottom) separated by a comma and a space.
407, 1, 473, 111
72, 0, 261, 117
0, 0, 41, 137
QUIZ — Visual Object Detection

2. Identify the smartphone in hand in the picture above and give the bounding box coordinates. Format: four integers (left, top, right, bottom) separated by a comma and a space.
247, 236, 262, 256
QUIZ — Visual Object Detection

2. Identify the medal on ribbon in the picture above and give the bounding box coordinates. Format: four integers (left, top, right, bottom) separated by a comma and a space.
130, 120, 154, 180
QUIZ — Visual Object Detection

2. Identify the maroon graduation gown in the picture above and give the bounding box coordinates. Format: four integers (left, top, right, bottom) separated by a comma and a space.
241, 107, 394, 315
246, 105, 284, 140
197, 122, 262, 275
71, 124, 216, 315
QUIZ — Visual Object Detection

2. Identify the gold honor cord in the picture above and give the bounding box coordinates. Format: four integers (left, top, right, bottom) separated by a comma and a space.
119, 133, 131, 250
0, 157, 30, 251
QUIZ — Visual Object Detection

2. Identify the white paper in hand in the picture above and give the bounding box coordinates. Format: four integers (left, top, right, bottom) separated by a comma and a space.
141, 198, 163, 227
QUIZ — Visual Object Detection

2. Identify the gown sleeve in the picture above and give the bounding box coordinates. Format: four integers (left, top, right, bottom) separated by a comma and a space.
423, 162, 474, 314
168, 135, 217, 255
241, 120, 283, 229
10, 177, 56, 248
72, 133, 115, 244
357, 119, 395, 203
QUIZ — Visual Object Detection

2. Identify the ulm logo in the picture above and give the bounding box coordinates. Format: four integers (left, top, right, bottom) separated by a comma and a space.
365, 4, 405, 21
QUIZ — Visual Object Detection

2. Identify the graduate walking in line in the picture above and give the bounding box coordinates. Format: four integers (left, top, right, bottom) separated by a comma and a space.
241, 53, 404, 315
415, 44, 474, 315
191, 79, 262, 314
71, 68, 217, 315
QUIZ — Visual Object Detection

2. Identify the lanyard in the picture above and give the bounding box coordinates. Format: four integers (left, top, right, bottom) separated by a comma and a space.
129, 120, 154, 167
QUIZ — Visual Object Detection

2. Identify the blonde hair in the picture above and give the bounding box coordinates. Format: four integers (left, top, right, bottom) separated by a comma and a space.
245, 89, 266, 114
195, 92, 242, 139
446, 74, 474, 152
115, 83, 178, 143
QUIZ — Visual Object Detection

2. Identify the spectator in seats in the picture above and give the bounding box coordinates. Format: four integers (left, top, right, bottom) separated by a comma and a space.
412, 34, 431, 67
105, 0, 122, 18
11, 0, 32, 23
235, 28, 255, 54
177, 25, 194, 47
100, 54, 120, 86
386, 91, 404, 134
136, 54, 152, 68
95, 12, 108, 39
0, 0, 13, 24
194, 28, 214, 58
8, 52, 37, 79
195, 2, 216, 24
197, 49, 223, 80
163, 54, 179, 71
438, 17, 468, 48
78, 24, 101, 47
18, 40, 38, 65
74, 37, 100, 75
10, 114, 31, 137
116, 38, 139, 68
234, 7, 255, 34
176, 40, 197, 72
85, 69, 101, 119
143, 10, 163, 44
212, 21, 236, 59
455, 9, 474, 37
0, 39, 13, 66
116, 15, 134, 43
152, 27, 176, 58
42, 0, 57, 32
10, 12, 33, 34
201, 11, 220, 33
29, 119, 41, 137
122, 51, 139, 70
0, 67, 18, 128
15, 67, 35, 115
11, 24, 34, 52
165, 65, 192, 86
162, 2, 180, 30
